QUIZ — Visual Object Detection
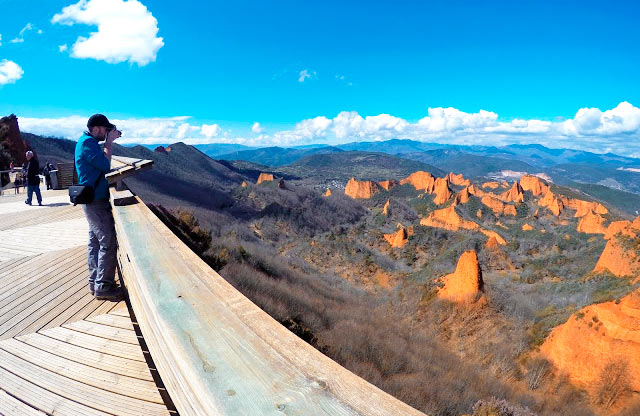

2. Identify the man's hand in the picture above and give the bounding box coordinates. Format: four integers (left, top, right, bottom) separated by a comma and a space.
106, 129, 121, 143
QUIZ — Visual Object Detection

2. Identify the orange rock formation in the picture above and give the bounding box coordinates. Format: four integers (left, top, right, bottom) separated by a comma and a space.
484, 236, 514, 270
454, 187, 471, 205
480, 230, 507, 245
500, 182, 525, 203
594, 224, 640, 277
445, 172, 471, 187
344, 178, 381, 199
432, 177, 453, 205
400, 171, 436, 192
467, 184, 486, 198
438, 251, 484, 303
539, 191, 564, 216
240, 181, 247, 188
382, 199, 391, 216
420, 206, 479, 231
481, 195, 517, 216
377, 180, 398, 191
256, 173, 274, 184
576, 211, 607, 234
482, 181, 500, 189
476, 209, 483, 219
323, 188, 332, 197
540, 290, 640, 393
522, 223, 534, 231
604, 221, 634, 240
485, 236, 500, 250
383, 228, 409, 248
565, 198, 609, 218
520, 175, 550, 197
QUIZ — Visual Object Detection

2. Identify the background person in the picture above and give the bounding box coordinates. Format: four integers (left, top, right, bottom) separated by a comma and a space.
24, 151, 42, 206
75, 114, 123, 301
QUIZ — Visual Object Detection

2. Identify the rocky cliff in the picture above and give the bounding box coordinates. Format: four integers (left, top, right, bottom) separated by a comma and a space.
345, 178, 381, 199
541, 290, 640, 394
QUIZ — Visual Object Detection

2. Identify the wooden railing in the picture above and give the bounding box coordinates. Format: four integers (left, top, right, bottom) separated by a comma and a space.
109, 156, 426, 416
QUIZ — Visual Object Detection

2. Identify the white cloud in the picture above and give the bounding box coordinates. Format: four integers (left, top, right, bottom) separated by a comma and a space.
0, 34, 3, 47
37, 30, 43, 35
52, 0, 164, 66
251, 122, 264, 134
19, 23, 33, 37
59, 44, 69, 53
15, 102, 640, 158
0, 60, 24, 85
9, 23, 34, 44
201, 123, 221, 138
298, 69, 316, 83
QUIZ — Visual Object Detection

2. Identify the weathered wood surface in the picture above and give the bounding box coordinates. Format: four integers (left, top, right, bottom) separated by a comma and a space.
107, 156, 153, 185
111, 186, 425, 416
0, 188, 173, 416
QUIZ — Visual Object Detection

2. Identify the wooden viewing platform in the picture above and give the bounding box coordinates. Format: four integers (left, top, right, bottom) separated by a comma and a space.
0, 157, 426, 416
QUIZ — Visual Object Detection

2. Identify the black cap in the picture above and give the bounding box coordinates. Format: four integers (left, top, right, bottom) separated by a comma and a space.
87, 114, 114, 129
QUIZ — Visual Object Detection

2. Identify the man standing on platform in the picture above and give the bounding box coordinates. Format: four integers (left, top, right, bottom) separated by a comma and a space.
75, 114, 123, 302
24, 151, 42, 206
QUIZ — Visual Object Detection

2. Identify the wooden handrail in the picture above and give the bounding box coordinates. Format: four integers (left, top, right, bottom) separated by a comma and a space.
109, 160, 425, 416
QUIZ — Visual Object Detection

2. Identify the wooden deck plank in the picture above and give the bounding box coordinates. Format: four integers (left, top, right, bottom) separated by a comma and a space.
0, 218, 88, 261
0, 389, 47, 416
16, 332, 153, 381
0, 366, 109, 416
62, 320, 140, 345
86, 314, 135, 331
0, 338, 164, 404
0, 349, 170, 416
42, 327, 146, 362
0, 267, 88, 339
0, 248, 85, 310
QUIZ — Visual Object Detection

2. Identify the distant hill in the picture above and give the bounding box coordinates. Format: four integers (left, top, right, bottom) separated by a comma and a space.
216, 146, 344, 167
193, 143, 257, 158
274, 151, 445, 185
400, 149, 541, 179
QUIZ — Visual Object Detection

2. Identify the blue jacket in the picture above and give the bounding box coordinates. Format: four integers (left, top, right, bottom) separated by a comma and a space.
75, 133, 110, 200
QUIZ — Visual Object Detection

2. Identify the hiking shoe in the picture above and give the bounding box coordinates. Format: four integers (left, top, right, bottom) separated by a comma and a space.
89, 283, 95, 296
95, 287, 124, 302
25, 200, 31, 205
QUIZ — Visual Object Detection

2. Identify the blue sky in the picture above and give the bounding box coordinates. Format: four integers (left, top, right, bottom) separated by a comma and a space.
1, 0, 640, 155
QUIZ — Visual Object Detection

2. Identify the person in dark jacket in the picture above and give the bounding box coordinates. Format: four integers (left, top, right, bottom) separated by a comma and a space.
24, 151, 42, 206
75, 114, 122, 301
44, 162, 53, 190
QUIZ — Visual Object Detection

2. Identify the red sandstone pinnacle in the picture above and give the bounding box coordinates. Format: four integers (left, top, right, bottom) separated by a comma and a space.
520, 175, 550, 197
344, 178, 381, 199
455, 187, 471, 205
383, 227, 409, 248
539, 191, 564, 216
576, 210, 607, 235
446, 172, 471, 187
594, 224, 640, 277
382, 199, 391, 216
256, 173, 275, 184
323, 188, 332, 197
377, 180, 398, 191
433, 177, 452, 205
500, 181, 524, 203
438, 250, 484, 303
400, 171, 436, 192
